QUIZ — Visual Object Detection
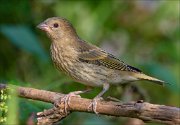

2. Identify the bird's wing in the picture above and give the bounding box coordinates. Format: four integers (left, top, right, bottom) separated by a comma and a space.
78, 48, 141, 73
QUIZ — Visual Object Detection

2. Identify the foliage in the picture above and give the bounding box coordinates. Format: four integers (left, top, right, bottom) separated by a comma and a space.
0, 86, 12, 123
0, 88, 8, 123
0, 0, 179, 125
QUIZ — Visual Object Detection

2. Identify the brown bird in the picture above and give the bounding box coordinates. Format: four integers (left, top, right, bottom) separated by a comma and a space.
37, 17, 165, 114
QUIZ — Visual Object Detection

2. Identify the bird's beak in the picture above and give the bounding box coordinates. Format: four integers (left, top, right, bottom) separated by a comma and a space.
37, 23, 49, 31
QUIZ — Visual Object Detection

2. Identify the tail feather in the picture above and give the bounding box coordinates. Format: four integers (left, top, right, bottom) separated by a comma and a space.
133, 73, 165, 85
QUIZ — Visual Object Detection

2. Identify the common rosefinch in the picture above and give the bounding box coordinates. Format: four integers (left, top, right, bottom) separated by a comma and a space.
37, 17, 166, 113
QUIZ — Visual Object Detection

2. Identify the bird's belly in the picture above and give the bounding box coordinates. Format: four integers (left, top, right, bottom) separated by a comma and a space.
52, 57, 107, 87
68, 63, 109, 87
109, 71, 138, 84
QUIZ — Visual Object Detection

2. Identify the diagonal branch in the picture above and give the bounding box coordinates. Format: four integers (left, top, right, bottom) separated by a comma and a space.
0, 84, 179, 125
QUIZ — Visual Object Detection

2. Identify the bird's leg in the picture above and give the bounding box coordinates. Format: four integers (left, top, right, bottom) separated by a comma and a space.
55, 88, 92, 114
88, 83, 109, 114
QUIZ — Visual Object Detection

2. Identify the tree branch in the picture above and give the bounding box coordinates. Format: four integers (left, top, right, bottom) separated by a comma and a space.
0, 84, 179, 125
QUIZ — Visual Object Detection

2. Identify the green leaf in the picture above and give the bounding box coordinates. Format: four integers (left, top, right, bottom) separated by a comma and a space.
0, 25, 49, 62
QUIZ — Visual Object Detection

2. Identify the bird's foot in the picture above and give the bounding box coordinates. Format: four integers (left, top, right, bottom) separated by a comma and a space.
54, 91, 82, 114
88, 97, 103, 114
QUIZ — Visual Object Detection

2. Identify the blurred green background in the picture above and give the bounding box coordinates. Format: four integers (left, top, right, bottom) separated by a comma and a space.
0, 0, 179, 125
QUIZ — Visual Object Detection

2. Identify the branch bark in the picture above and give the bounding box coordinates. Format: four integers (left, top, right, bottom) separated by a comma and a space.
0, 84, 179, 125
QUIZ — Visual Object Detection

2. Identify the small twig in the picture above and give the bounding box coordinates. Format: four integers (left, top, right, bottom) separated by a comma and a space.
37, 106, 70, 125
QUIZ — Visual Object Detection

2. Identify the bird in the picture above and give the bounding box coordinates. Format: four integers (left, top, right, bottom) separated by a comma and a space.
37, 17, 166, 114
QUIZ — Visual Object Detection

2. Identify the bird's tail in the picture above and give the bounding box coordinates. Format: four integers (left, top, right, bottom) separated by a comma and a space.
133, 73, 165, 85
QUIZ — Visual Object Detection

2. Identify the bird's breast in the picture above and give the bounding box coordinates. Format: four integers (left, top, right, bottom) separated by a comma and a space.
50, 43, 77, 75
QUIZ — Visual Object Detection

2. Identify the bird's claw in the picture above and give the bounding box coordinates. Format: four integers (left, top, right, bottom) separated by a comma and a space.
88, 97, 103, 114
54, 91, 81, 114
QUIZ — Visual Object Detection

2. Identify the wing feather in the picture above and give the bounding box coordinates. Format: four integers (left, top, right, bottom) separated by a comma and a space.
78, 48, 141, 73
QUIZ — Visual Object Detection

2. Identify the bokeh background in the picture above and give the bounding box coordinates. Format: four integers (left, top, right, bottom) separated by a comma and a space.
0, 0, 179, 125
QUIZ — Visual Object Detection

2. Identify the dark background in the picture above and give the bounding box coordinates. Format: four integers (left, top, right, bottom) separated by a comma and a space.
0, 0, 179, 125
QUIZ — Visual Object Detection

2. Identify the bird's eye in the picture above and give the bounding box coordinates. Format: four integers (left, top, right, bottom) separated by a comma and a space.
53, 23, 59, 28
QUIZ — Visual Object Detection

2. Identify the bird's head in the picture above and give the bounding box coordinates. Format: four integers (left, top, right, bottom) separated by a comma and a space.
37, 17, 77, 40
